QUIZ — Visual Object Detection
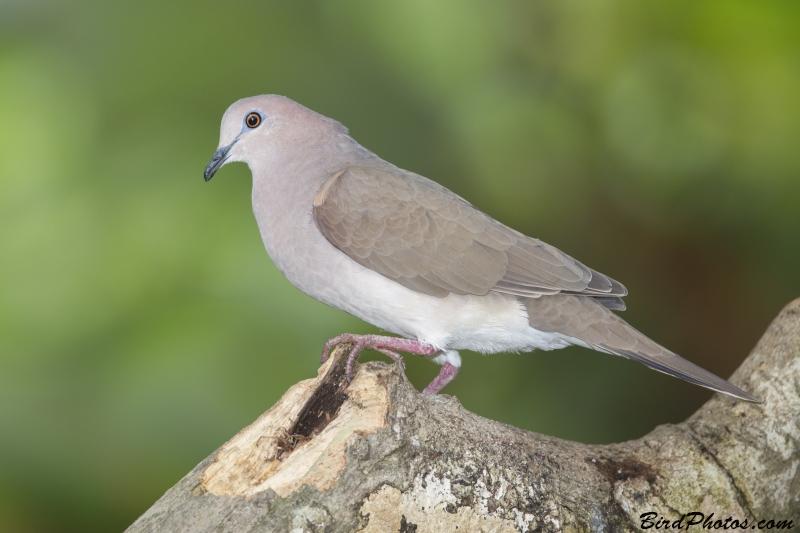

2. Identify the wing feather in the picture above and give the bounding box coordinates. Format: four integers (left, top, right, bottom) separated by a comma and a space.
312, 164, 627, 302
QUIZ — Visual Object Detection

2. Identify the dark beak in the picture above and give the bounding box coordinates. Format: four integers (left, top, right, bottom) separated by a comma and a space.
204, 140, 236, 182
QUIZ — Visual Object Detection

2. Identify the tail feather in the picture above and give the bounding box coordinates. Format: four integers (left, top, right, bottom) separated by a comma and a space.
522, 294, 761, 403
597, 344, 760, 402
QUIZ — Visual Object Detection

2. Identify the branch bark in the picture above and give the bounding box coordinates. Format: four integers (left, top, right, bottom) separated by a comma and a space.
126, 298, 800, 533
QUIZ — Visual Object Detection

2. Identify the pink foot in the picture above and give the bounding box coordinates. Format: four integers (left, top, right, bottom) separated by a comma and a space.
321, 334, 439, 383
422, 363, 460, 395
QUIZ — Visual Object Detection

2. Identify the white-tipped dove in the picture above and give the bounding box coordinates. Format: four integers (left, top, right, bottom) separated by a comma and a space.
204, 95, 759, 402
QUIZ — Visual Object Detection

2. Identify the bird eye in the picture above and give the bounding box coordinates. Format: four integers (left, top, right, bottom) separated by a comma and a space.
245, 112, 262, 128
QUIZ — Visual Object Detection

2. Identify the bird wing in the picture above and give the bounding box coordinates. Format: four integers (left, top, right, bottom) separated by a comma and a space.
523, 295, 760, 402
312, 164, 627, 301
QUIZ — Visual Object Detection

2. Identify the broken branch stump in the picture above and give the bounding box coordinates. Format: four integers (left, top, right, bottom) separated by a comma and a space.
126, 298, 800, 532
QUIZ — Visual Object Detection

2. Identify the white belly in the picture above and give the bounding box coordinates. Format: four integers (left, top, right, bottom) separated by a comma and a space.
264, 220, 574, 355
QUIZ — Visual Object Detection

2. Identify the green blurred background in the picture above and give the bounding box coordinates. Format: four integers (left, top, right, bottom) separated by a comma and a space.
1, 0, 799, 530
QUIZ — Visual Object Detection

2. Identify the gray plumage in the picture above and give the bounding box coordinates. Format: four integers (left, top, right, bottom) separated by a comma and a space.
313, 165, 625, 301
205, 95, 759, 402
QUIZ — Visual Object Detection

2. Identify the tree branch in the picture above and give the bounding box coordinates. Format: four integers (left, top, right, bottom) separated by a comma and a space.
126, 298, 800, 532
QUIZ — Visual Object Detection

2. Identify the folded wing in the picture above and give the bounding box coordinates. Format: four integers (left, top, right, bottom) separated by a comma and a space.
313, 164, 627, 303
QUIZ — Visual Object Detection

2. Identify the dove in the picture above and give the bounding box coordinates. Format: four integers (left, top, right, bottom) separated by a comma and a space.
204, 95, 759, 402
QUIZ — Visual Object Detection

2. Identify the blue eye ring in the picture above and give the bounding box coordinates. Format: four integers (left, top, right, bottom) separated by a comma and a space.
245, 112, 262, 128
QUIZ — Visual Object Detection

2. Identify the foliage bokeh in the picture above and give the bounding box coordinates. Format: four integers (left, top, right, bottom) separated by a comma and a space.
1, 0, 799, 531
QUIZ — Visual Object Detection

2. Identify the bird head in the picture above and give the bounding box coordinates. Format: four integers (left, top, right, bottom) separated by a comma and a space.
204, 95, 346, 182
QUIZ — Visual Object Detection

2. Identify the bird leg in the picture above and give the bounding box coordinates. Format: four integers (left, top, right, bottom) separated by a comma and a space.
320, 334, 439, 385
422, 362, 460, 395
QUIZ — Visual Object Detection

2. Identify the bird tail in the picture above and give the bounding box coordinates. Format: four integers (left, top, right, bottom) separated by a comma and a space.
597, 339, 761, 403
522, 295, 761, 403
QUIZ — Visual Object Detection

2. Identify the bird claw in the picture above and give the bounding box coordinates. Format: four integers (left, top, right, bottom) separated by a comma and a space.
320, 334, 350, 364
320, 334, 436, 382
376, 348, 405, 371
